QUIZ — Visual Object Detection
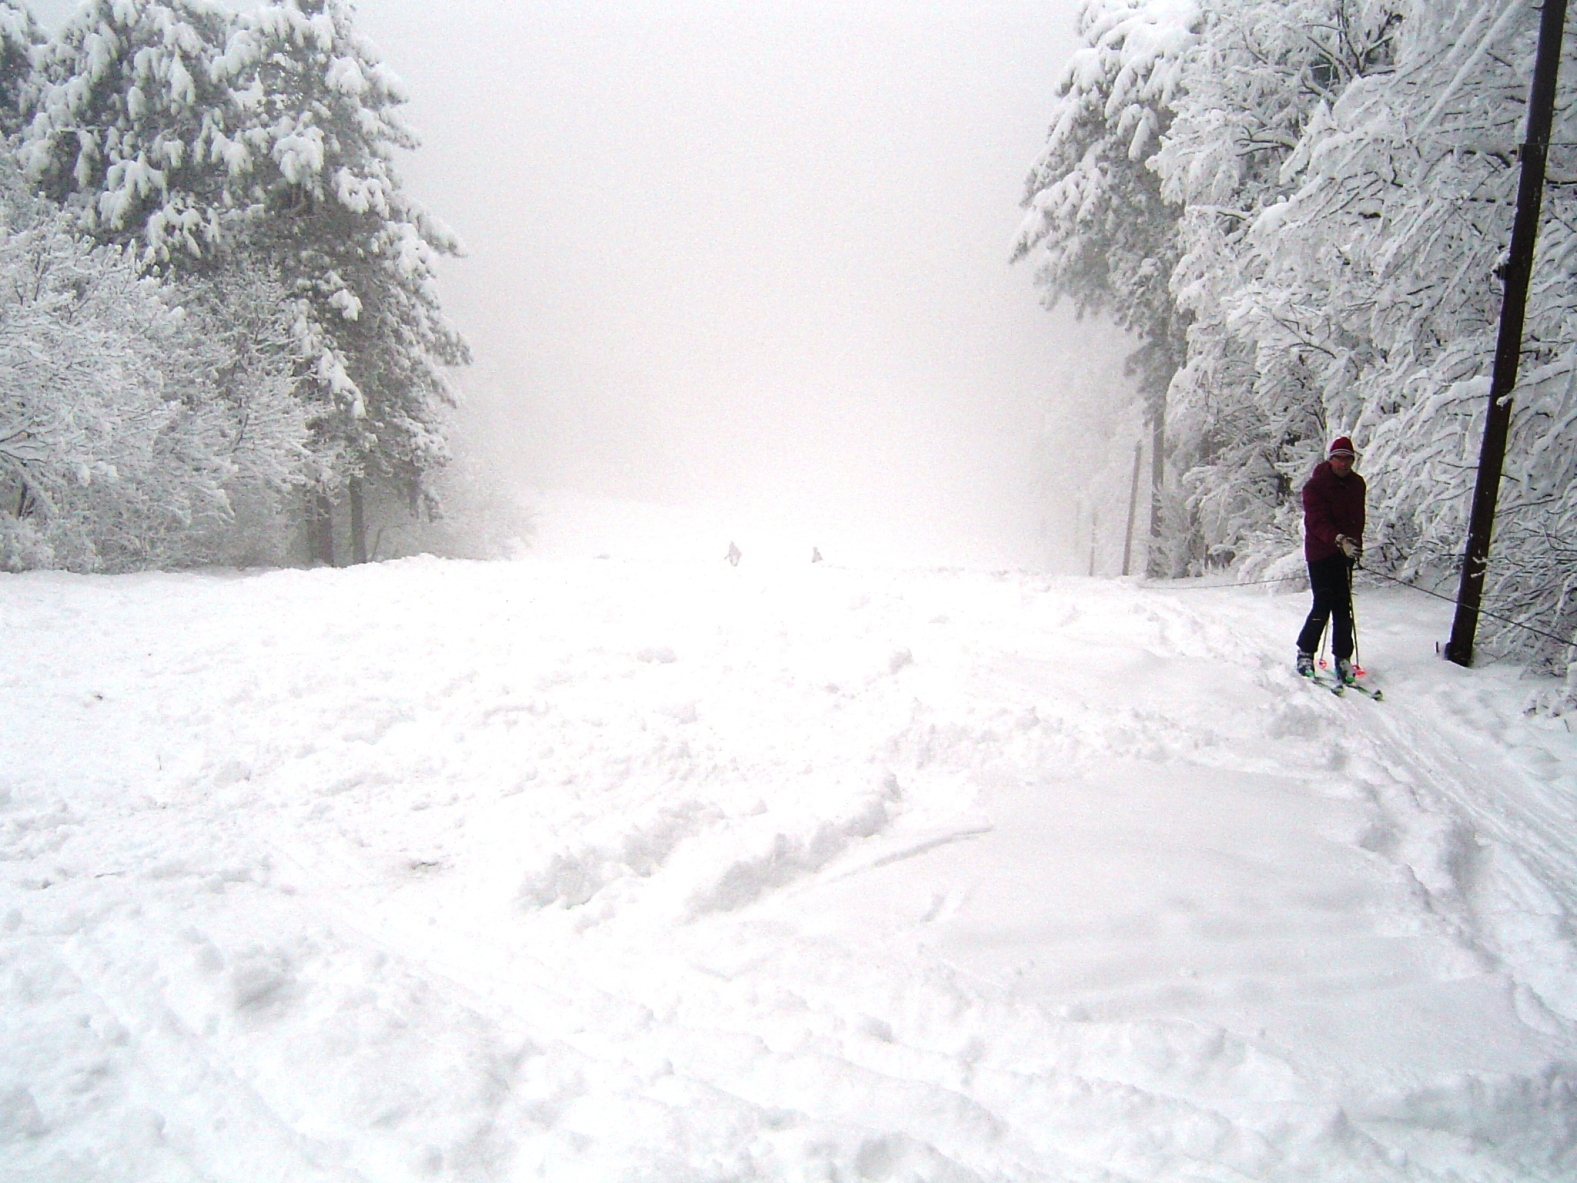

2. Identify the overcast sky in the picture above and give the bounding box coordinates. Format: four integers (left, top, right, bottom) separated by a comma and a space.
35, 0, 1116, 567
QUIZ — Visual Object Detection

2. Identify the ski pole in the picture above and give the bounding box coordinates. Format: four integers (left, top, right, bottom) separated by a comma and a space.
1347, 560, 1363, 674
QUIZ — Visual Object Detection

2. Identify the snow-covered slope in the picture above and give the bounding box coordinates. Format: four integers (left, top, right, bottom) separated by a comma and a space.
3, 523, 1575, 1179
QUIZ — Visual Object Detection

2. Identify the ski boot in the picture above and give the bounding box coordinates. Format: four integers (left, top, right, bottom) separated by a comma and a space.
1335, 657, 1356, 686
1296, 650, 1315, 677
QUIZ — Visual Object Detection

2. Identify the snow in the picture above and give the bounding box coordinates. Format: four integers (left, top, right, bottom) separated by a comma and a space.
3, 497, 1576, 1181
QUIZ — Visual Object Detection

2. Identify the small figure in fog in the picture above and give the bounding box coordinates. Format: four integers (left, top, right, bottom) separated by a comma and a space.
1296, 437, 1365, 683
811, 547, 822, 564
726, 541, 742, 567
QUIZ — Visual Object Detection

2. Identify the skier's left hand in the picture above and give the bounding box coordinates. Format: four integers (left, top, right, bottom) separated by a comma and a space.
1336, 534, 1361, 561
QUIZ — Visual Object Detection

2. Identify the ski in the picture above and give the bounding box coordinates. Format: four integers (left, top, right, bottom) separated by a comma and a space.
1302, 672, 1346, 696
1302, 670, 1383, 701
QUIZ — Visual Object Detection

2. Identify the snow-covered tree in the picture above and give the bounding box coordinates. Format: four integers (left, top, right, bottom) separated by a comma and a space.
1216, 0, 1577, 662
20, 0, 471, 565
1152, 0, 1401, 570
0, 160, 306, 572
1026, 0, 1575, 665
0, 1, 42, 136
21, 0, 234, 264
1014, 0, 1200, 575
209, 0, 470, 563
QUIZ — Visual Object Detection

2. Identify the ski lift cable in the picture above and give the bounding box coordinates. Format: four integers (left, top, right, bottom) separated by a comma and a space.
1358, 565, 1575, 647
1142, 568, 1573, 648
1143, 576, 1304, 590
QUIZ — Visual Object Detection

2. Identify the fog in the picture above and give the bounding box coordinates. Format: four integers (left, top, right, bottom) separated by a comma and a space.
36, 0, 1123, 568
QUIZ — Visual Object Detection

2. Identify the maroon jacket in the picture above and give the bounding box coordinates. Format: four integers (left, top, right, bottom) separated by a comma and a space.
1302, 461, 1366, 562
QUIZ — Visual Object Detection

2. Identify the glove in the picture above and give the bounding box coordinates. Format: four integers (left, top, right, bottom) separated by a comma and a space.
1336, 534, 1361, 561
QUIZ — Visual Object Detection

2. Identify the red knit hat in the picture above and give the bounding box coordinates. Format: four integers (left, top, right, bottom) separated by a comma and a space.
1329, 437, 1356, 457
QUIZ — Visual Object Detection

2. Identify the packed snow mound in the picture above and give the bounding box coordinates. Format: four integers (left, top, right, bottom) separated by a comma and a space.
2, 548, 1575, 1180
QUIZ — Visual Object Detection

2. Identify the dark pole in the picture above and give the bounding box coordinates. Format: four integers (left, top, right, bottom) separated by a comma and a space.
1121, 439, 1143, 576
1446, 0, 1567, 667
1146, 403, 1166, 577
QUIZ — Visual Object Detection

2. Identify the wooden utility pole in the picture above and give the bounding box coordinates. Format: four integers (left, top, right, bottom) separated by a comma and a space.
1446, 0, 1567, 666
1121, 440, 1143, 576
1145, 405, 1165, 578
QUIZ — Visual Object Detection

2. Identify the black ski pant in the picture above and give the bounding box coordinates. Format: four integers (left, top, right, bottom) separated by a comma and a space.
1297, 554, 1354, 660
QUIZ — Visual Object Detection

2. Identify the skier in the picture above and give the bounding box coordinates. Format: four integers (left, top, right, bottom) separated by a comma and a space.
1296, 437, 1366, 684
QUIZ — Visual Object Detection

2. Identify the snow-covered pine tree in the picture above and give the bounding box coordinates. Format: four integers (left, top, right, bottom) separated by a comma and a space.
1014, 0, 1200, 576
0, 0, 42, 136
212, 0, 470, 564
21, 0, 234, 265
20, 0, 470, 566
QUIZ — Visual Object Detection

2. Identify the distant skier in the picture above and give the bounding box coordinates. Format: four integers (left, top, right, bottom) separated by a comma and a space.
811, 547, 822, 564
726, 541, 742, 567
1296, 437, 1366, 683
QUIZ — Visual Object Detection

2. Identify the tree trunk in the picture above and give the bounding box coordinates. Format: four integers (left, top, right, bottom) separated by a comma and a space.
308, 492, 336, 567
349, 477, 368, 565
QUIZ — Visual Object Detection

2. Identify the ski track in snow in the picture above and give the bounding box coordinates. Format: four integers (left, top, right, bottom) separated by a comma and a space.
2, 552, 1576, 1181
